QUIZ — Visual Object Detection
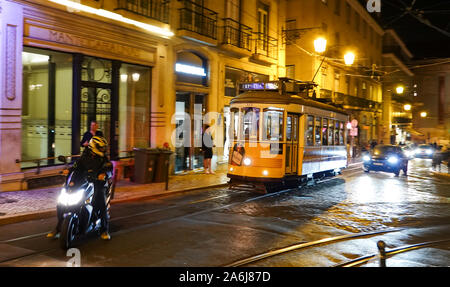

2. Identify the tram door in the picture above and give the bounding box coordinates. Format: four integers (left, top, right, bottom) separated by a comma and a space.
285, 113, 299, 174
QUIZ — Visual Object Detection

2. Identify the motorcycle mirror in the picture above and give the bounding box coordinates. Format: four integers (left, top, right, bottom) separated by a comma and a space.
58, 155, 67, 163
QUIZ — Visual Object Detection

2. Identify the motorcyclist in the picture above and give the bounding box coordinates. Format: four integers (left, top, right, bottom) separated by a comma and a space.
47, 136, 113, 240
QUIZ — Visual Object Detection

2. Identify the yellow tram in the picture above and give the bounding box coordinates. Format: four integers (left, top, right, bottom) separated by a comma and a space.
227, 78, 349, 193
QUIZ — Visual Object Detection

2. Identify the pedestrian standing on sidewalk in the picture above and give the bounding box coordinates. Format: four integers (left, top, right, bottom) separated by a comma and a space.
202, 124, 214, 174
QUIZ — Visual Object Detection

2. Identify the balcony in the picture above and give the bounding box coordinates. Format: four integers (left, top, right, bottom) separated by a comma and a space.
251, 32, 278, 65
334, 93, 381, 111
116, 0, 170, 24
219, 18, 252, 58
177, 0, 218, 46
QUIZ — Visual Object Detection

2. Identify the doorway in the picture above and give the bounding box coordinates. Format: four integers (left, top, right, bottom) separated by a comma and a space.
285, 113, 299, 174
175, 92, 207, 172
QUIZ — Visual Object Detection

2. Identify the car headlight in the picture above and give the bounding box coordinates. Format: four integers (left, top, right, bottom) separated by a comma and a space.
426, 149, 433, 155
58, 188, 84, 206
363, 155, 371, 162
387, 156, 399, 164
243, 157, 252, 166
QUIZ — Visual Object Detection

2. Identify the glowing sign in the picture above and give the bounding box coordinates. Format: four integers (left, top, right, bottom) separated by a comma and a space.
175, 63, 206, 76
240, 82, 279, 91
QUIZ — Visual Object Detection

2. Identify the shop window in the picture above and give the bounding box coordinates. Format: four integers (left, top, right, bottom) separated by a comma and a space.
21, 47, 73, 168
118, 63, 152, 158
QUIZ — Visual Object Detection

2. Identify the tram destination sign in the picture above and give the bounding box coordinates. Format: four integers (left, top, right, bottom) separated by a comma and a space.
240, 81, 280, 91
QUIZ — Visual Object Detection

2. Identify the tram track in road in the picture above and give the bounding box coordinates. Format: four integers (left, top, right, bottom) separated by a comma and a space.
335, 238, 450, 267
223, 228, 402, 267
0, 187, 300, 265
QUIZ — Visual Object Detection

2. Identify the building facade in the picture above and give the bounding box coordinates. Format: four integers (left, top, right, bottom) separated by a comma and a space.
0, 0, 286, 191
284, 0, 384, 150
381, 29, 416, 145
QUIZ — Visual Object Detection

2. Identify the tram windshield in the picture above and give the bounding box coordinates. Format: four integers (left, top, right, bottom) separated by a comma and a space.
263, 109, 284, 141
241, 107, 260, 140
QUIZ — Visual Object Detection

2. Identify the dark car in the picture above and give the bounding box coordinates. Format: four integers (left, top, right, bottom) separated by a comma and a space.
363, 145, 408, 177
414, 144, 435, 159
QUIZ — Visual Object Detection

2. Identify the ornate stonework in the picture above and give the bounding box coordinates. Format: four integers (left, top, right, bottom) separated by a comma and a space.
5, 24, 17, 101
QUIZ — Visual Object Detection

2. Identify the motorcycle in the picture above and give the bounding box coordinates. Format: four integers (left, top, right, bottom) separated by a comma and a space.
57, 155, 114, 250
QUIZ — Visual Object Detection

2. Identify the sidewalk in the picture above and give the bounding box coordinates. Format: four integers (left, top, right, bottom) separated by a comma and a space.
0, 164, 229, 225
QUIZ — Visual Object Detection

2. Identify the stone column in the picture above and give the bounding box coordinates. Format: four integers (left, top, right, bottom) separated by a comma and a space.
0, 0, 24, 191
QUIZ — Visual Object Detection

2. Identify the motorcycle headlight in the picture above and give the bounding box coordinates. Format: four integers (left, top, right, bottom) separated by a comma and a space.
363, 155, 371, 162
387, 156, 399, 164
58, 188, 84, 206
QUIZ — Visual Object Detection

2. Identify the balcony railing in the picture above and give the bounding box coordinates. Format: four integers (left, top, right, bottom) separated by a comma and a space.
178, 0, 218, 40
222, 18, 252, 51
334, 93, 381, 110
253, 32, 278, 60
116, 0, 170, 24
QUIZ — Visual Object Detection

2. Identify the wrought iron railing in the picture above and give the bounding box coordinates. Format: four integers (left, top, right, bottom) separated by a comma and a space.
116, 0, 170, 24
222, 18, 252, 51
178, 0, 218, 40
253, 32, 278, 59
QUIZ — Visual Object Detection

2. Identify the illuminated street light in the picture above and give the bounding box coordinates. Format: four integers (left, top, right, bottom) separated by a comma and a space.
403, 104, 411, 111
344, 52, 355, 65
420, 112, 427, 118
396, 86, 404, 94
314, 37, 327, 54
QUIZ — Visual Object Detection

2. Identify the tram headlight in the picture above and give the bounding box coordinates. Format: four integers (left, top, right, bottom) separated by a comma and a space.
243, 157, 252, 166
262, 170, 269, 176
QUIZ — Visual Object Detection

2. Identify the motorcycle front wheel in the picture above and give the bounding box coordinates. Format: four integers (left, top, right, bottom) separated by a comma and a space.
60, 215, 78, 250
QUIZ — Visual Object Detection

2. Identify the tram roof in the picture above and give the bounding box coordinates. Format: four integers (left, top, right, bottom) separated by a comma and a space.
230, 91, 348, 116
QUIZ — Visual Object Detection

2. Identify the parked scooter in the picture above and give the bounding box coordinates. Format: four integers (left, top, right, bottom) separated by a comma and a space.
57, 155, 113, 250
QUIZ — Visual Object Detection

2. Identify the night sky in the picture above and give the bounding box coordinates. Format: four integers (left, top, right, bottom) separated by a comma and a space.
359, 0, 450, 59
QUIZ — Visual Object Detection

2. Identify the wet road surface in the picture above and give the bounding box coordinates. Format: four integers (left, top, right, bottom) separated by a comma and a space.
0, 159, 449, 267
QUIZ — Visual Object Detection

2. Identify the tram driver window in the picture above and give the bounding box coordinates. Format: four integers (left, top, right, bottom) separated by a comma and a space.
230, 108, 239, 141
322, 119, 328, 146
315, 117, 322, 145
263, 109, 283, 141
306, 116, 314, 146
241, 107, 260, 141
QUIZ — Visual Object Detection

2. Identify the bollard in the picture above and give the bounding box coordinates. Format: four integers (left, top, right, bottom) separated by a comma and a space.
377, 240, 387, 267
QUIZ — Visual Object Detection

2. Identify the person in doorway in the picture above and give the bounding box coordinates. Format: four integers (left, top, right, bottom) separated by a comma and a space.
81, 120, 104, 148
202, 124, 214, 174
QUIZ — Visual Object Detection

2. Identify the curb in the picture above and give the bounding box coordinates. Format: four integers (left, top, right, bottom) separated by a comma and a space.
0, 182, 229, 226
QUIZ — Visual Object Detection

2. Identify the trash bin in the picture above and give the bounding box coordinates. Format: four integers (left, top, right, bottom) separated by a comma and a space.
133, 148, 159, 184
154, 150, 173, 183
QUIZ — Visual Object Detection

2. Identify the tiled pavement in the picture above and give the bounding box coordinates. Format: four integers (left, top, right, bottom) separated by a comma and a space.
0, 164, 229, 224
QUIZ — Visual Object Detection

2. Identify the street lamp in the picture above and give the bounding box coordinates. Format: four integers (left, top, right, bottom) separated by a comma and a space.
396, 86, 404, 94
314, 37, 327, 54
403, 104, 411, 111
420, 111, 427, 118
344, 52, 355, 66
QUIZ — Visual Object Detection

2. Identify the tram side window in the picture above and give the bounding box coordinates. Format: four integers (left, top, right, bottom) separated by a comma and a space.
315, 117, 322, 146
339, 121, 344, 145
241, 107, 260, 141
263, 109, 283, 141
322, 119, 328, 146
334, 121, 340, 145
328, 120, 334, 145
230, 108, 239, 141
306, 116, 314, 146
